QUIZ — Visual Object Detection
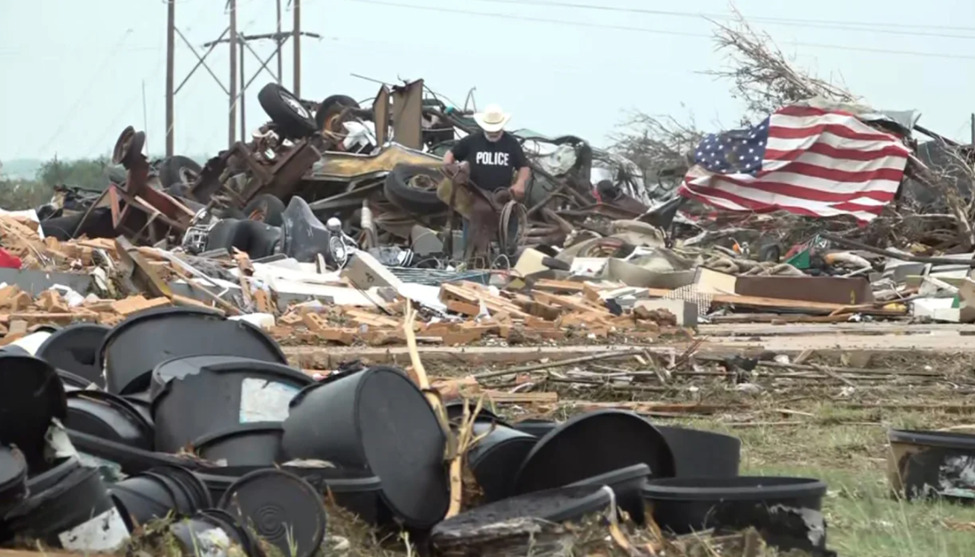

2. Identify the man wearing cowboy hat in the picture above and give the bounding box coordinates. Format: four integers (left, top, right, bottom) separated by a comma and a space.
443, 103, 531, 199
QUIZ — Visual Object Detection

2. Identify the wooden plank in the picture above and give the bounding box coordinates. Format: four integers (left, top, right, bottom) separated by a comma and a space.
481, 391, 559, 404
642, 288, 906, 316
532, 279, 586, 293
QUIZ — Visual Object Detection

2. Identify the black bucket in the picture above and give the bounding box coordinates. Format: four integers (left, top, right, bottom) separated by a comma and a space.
110, 474, 180, 527
513, 410, 675, 495
5, 464, 130, 552
57, 370, 96, 391
641, 476, 830, 554
150, 354, 304, 400
35, 323, 111, 389
97, 306, 288, 395
66, 390, 154, 451
568, 463, 651, 525
466, 421, 537, 503
169, 509, 262, 557
204, 465, 388, 527
430, 485, 612, 555
444, 399, 501, 423
28, 456, 82, 494
511, 418, 558, 439
111, 465, 211, 527
194, 422, 284, 466
122, 391, 154, 426
0, 445, 28, 517
281, 366, 449, 528
0, 353, 67, 469
656, 425, 741, 478
291, 466, 388, 526
888, 428, 975, 501
152, 356, 312, 453
219, 468, 327, 557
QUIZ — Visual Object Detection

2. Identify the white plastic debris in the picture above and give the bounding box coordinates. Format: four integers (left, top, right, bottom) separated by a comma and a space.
229, 313, 276, 330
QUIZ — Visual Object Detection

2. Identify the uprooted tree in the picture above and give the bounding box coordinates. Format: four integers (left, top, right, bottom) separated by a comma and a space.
611, 9, 857, 188
611, 8, 975, 252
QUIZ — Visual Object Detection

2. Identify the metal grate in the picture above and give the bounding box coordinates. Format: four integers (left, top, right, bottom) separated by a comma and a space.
662, 284, 713, 316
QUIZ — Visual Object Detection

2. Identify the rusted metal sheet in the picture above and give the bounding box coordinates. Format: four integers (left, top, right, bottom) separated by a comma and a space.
374, 85, 391, 146
311, 144, 440, 181
391, 79, 423, 150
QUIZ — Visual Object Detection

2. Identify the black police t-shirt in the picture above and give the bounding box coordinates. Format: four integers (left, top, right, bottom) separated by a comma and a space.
450, 132, 528, 192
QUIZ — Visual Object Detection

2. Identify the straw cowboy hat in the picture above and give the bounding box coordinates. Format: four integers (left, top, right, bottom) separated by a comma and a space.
473, 104, 511, 133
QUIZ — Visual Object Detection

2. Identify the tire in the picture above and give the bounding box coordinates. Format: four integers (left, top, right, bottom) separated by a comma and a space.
315, 94, 360, 131
542, 257, 570, 271
205, 219, 281, 259
383, 164, 446, 213
41, 207, 114, 241
258, 83, 317, 139
159, 156, 201, 189
243, 194, 286, 227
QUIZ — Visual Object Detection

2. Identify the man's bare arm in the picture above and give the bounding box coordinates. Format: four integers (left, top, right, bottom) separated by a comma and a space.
510, 166, 531, 200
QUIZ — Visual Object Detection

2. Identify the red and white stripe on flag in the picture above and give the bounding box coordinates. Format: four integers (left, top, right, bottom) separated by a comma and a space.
678, 105, 911, 223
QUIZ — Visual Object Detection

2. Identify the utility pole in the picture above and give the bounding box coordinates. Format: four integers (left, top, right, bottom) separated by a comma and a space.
240, 40, 246, 142
970, 113, 974, 145
276, 0, 284, 85
228, 0, 238, 148
293, 0, 302, 97
165, 2, 319, 155
165, 0, 175, 157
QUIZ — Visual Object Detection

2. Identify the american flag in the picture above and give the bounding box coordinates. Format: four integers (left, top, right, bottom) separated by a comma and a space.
678, 105, 911, 222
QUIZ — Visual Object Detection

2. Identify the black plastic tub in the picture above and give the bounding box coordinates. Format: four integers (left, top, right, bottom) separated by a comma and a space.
294, 466, 387, 526
4, 464, 129, 552
169, 509, 261, 557
430, 485, 613, 555
35, 323, 111, 389
656, 425, 741, 478
219, 469, 327, 557
66, 390, 154, 451
642, 476, 829, 554
57, 370, 96, 391
150, 354, 307, 399
97, 306, 288, 395
569, 463, 651, 525
467, 421, 538, 503
0, 445, 28, 517
203, 465, 388, 527
513, 410, 675, 495
111, 465, 211, 528
193, 422, 284, 466
152, 356, 312, 453
888, 429, 975, 501
282, 366, 449, 529
511, 418, 558, 439
111, 473, 182, 527
444, 399, 501, 423
27, 457, 81, 494
0, 354, 67, 469
122, 391, 154, 426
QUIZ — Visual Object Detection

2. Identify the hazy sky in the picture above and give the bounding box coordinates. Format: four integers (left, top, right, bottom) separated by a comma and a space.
2, 0, 975, 160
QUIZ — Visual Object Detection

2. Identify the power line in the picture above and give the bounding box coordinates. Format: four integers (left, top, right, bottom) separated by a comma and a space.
344, 0, 975, 62
467, 0, 975, 39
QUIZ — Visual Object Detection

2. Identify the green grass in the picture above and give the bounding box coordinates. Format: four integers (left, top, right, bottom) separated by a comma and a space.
669, 413, 975, 557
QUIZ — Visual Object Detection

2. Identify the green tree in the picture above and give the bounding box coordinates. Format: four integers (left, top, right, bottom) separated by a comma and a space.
36, 156, 114, 192
0, 178, 52, 210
